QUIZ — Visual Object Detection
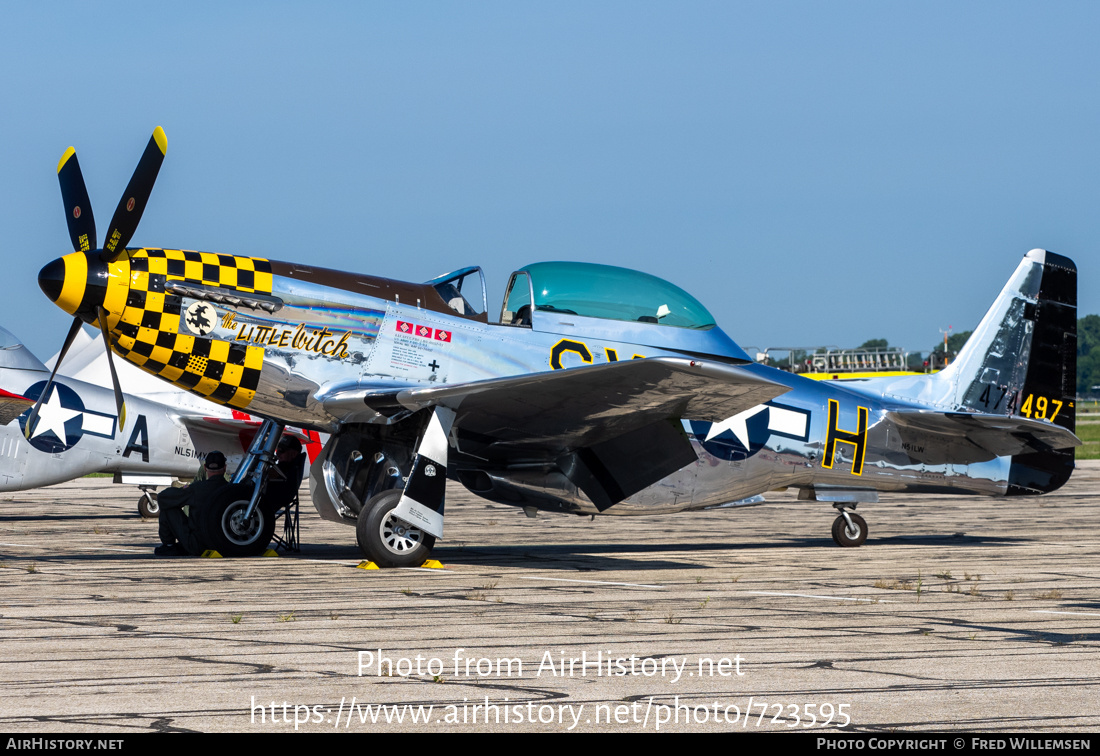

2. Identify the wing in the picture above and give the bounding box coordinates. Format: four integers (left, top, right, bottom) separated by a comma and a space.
177, 415, 317, 445
0, 389, 33, 426
886, 410, 1080, 465
396, 357, 785, 446
327, 357, 789, 510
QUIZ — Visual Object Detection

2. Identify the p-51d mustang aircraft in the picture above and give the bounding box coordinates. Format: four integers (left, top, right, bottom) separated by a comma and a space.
33, 128, 1079, 564
0, 324, 321, 516
0, 324, 224, 505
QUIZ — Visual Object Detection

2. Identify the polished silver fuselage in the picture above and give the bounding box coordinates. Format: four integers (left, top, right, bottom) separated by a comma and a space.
200, 267, 1019, 522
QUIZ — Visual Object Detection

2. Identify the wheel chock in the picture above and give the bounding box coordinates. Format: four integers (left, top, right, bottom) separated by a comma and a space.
355, 560, 443, 570
262, 549, 279, 557
201, 550, 224, 558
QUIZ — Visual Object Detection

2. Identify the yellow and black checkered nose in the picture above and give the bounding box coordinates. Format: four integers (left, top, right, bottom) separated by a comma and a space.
38, 251, 110, 322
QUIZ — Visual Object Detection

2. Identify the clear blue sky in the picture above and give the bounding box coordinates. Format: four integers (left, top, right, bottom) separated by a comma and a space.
2, 2, 1097, 359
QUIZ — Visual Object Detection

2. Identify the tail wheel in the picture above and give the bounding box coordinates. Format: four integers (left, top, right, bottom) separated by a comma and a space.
356, 489, 435, 568
831, 512, 868, 547
201, 483, 277, 557
138, 493, 159, 519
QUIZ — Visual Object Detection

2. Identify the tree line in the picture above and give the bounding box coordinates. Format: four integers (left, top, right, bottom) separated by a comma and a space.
858, 315, 1100, 395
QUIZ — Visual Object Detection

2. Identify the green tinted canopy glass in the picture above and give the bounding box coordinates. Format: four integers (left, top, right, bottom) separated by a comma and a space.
519, 262, 715, 329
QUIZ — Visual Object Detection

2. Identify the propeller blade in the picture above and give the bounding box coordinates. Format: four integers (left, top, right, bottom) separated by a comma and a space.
96, 308, 127, 430
57, 147, 96, 252
23, 316, 85, 439
101, 126, 167, 262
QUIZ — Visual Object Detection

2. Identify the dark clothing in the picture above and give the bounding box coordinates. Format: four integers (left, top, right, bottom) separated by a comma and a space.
263, 454, 304, 511
157, 475, 228, 555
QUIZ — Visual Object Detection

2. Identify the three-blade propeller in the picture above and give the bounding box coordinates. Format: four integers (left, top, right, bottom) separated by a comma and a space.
24, 127, 167, 440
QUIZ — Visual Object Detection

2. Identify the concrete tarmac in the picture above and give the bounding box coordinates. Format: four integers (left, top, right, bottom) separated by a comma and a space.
0, 463, 1098, 733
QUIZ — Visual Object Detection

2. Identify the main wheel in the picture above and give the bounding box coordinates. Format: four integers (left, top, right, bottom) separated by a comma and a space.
831, 512, 868, 547
201, 484, 277, 557
356, 489, 436, 568
138, 492, 159, 518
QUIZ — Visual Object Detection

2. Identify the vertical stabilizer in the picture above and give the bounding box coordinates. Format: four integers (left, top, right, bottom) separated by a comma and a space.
939, 249, 1076, 493
0, 327, 48, 372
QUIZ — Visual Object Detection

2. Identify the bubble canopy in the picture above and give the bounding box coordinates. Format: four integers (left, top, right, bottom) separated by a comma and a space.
516, 262, 716, 330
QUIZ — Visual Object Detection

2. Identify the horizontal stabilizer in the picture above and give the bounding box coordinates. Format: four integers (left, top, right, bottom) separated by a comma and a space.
887, 409, 1080, 466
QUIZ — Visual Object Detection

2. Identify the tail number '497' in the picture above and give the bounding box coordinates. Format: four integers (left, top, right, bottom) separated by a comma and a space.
1019, 393, 1064, 422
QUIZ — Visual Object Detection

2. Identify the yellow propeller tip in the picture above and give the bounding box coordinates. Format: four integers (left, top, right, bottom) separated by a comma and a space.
57, 146, 76, 174
153, 126, 167, 155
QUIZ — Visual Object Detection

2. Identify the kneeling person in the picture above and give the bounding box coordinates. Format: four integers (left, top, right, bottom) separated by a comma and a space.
155, 451, 229, 556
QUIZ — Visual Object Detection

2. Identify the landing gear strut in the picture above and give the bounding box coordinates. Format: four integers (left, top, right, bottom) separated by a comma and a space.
352, 406, 454, 567
831, 505, 867, 547
137, 486, 159, 518
199, 419, 284, 556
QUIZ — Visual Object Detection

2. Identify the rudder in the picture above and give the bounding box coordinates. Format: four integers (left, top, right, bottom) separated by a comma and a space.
1007, 250, 1076, 494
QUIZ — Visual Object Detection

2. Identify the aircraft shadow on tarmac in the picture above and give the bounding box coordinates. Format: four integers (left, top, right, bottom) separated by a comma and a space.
0, 513, 122, 522
6, 529, 1030, 569
302, 532, 1032, 570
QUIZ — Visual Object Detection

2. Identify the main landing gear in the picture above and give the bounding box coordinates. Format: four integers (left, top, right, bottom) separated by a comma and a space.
199, 419, 285, 557
831, 505, 867, 547
346, 406, 454, 567
202, 483, 278, 557
356, 489, 436, 568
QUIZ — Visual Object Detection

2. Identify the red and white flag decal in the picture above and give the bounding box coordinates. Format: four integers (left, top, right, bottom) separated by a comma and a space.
397, 321, 451, 342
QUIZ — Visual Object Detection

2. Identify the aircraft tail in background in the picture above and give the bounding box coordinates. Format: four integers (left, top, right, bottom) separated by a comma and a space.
888, 250, 1077, 493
